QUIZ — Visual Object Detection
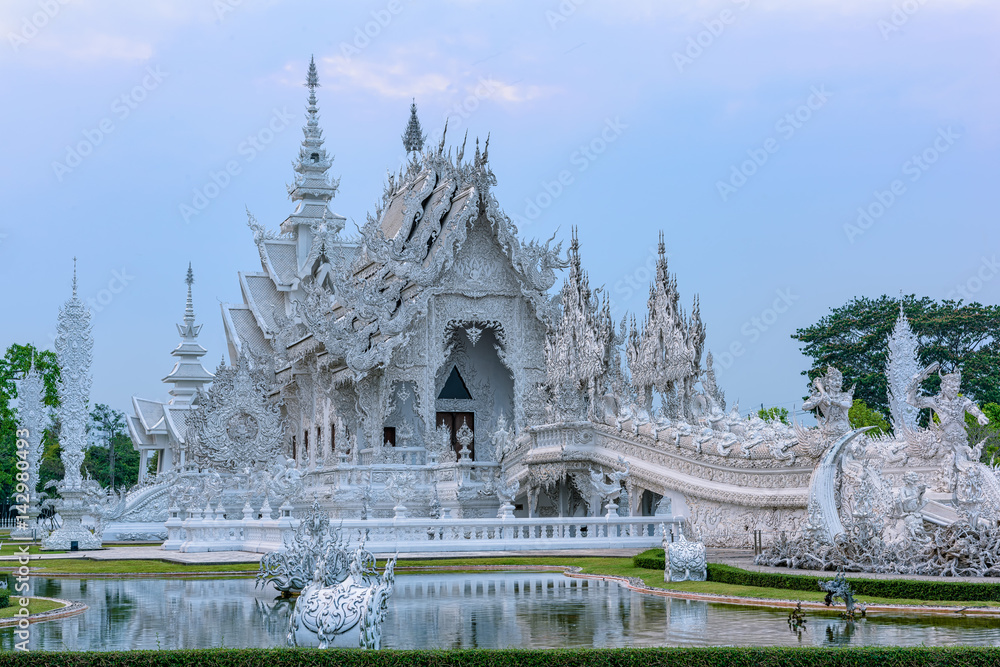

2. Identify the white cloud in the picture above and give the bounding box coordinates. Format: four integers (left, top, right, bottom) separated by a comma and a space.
65, 33, 154, 61
320, 55, 453, 99
310, 52, 559, 106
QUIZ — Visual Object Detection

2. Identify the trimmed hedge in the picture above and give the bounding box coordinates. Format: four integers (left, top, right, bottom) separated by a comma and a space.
0, 648, 998, 667
633, 548, 665, 571
633, 549, 1000, 602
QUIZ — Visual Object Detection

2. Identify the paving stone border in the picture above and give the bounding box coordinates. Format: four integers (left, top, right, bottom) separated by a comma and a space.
0, 597, 88, 627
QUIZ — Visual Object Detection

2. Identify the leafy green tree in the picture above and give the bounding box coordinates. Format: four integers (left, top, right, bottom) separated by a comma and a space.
0, 344, 60, 499
757, 406, 789, 424
792, 295, 1000, 418
965, 402, 1000, 465
83, 404, 142, 490
848, 399, 891, 437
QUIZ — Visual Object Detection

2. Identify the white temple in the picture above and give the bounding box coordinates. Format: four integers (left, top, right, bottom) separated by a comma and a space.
116, 58, 999, 558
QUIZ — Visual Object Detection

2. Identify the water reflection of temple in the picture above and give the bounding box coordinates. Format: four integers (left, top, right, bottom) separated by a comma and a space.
384, 573, 653, 649
4, 574, 1000, 651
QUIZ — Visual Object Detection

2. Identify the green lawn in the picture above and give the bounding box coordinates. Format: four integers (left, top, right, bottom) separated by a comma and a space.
0, 543, 66, 556
0, 598, 66, 618
18, 559, 260, 575
0, 541, 162, 556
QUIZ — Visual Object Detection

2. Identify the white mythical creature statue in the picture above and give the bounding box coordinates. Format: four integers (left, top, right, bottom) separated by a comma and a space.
908, 363, 989, 468
383, 470, 419, 518
257, 502, 350, 596
661, 525, 707, 582
287, 543, 397, 649
801, 366, 854, 446
588, 456, 630, 516
907, 363, 1000, 521
892, 471, 929, 545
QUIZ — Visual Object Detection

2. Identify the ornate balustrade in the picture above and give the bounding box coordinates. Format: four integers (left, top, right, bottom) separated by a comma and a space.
164, 512, 677, 553
356, 447, 428, 466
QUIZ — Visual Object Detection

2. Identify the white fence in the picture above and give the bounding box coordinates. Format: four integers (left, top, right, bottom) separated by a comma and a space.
166, 513, 680, 554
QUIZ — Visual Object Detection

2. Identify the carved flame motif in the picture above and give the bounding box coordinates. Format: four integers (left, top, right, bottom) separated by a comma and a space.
187, 352, 284, 472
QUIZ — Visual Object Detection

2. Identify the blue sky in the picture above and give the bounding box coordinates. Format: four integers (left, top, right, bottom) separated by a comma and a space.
1, 0, 997, 420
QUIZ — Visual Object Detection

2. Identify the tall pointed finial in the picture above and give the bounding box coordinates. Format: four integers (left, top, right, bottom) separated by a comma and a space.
569, 226, 581, 273
282, 53, 342, 235
457, 130, 468, 163
306, 54, 319, 92
164, 261, 213, 404
72, 257, 78, 297
437, 118, 449, 155
184, 262, 196, 325
401, 98, 426, 154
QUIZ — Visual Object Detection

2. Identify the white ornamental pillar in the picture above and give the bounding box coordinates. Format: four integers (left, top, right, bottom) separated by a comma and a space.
43, 266, 104, 550
11, 366, 47, 539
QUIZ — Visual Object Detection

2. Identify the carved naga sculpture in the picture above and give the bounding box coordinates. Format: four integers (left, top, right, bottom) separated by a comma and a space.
286, 544, 397, 649
661, 525, 707, 582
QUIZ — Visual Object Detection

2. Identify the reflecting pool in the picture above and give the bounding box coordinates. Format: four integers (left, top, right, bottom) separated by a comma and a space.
2, 573, 999, 650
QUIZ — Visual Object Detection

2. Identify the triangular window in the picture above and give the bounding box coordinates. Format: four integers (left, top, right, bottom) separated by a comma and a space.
438, 366, 472, 400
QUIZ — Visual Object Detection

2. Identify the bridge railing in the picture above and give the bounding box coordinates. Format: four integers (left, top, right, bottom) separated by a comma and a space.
167, 513, 680, 554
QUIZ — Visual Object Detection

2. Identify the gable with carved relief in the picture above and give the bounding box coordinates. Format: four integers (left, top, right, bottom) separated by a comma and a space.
442, 221, 522, 296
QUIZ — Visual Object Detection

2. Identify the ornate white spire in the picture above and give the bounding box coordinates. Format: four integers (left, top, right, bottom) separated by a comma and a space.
55, 263, 93, 489
43, 264, 103, 550
282, 55, 344, 238
887, 298, 920, 431
163, 263, 214, 405
625, 232, 705, 416
544, 229, 622, 420
10, 362, 47, 537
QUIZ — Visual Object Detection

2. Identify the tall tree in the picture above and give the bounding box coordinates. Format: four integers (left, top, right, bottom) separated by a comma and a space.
792, 295, 1000, 417
83, 404, 141, 490
87, 404, 125, 490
